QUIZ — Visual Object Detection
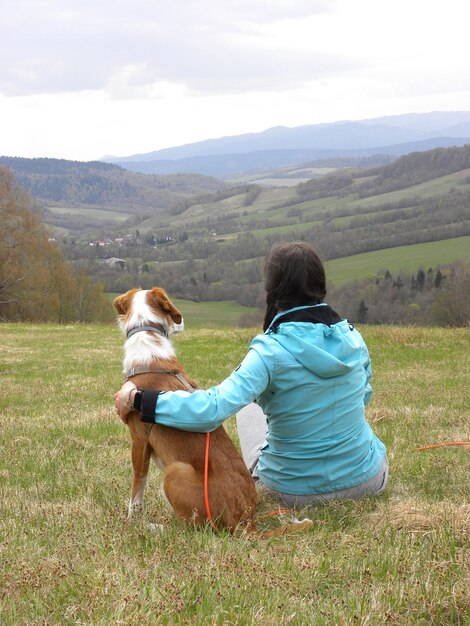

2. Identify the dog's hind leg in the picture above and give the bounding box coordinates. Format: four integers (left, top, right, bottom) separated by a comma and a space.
162, 462, 206, 526
128, 437, 152, 519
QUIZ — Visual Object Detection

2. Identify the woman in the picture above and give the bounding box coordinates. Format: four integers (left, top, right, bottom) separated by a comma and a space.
115, 241, 388, 507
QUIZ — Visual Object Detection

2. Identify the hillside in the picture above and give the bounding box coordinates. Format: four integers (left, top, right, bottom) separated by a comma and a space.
129, 144, 470, 249
0, 156, 225, 230
105, 111, 470, 177
298, 144, 470, 199
52, 143, 470, 308
2, 145, 469, 307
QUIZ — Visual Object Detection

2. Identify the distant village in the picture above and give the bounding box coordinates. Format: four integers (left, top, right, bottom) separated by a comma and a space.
48, 234, 176, 248
87, 235, 175, 247
88, 235, 175, 271
47, 234, 176, 271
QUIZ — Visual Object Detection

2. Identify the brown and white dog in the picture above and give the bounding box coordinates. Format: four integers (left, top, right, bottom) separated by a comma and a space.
113, 287, 257, 532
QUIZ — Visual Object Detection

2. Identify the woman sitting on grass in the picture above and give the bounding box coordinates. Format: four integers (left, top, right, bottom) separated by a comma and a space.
115, 241, 388, 507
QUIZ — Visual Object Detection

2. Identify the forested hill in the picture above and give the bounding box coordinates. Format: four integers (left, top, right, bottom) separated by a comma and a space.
0, 156, 225, 209
369, 143, 470, 188
298, 144, 470, 200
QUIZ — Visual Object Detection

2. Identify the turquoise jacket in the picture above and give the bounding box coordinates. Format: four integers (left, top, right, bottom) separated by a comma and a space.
149, 305, 387, 495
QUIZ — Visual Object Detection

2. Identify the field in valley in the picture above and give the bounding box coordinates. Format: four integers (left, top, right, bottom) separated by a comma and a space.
1, 323, 469, 625
325, 236, 470, 286
172, 299, 258, 328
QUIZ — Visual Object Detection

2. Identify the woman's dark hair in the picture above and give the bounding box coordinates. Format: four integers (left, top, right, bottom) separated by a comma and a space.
263, 241, 326, 331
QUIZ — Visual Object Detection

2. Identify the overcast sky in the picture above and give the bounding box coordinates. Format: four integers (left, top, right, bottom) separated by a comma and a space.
1, 0, 470, 161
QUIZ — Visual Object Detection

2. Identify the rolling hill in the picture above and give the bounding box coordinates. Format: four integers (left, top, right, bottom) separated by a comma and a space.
2, 144, 469, 310
72, 144, 470, 310
0, 156, 227, 235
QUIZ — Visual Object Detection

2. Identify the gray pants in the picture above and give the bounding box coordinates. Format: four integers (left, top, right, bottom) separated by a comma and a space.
236, 403, 389, 508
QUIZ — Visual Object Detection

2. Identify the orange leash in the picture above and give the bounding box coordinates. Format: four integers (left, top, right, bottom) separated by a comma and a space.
415, 441, 470, 451
204, 432, 217, 530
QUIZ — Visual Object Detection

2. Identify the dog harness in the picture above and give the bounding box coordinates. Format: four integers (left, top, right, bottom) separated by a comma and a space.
125, 366, 197, 393
124, 324, 196, 392
124, 322, 197, 402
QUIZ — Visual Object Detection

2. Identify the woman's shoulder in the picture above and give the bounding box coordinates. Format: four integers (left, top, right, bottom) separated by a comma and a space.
249, 331, 274, 348
248, 331, 281, 358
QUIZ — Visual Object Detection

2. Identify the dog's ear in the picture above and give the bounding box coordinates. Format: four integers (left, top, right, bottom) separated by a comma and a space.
113, 289, 138, 315
149, 287, 182, 324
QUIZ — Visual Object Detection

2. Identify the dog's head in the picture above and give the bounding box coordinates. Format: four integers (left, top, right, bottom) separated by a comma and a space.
113, 287, 184, 336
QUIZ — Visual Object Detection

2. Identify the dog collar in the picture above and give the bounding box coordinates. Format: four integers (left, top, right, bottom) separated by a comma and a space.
126, 324, 168, 339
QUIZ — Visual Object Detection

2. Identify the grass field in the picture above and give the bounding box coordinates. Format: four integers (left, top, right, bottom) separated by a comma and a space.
326, 236, 470, 286
46, 206, 131, 220
347, 168, 470, 210
172, 299, 258, 328
1, 323, 469, 625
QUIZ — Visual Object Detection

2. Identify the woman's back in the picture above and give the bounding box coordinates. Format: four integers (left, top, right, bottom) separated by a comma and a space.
250, 308, 386, 496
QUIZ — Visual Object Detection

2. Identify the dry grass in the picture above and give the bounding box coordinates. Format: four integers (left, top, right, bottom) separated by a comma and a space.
369, 499, 470, 536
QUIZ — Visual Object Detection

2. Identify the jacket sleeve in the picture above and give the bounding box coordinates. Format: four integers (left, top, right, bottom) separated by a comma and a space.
141, 346, 272, 432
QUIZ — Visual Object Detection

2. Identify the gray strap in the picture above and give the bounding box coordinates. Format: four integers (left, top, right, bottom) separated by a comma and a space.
173, 372, 197, 393
125, 366, 197, 393
126, 366, 168, 377
127, 325, 168, 339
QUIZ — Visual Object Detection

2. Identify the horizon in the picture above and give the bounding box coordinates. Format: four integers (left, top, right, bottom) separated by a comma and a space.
2, 109, 470, 165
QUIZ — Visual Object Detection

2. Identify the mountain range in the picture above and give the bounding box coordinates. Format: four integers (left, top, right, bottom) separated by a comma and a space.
103, 111, 470, 178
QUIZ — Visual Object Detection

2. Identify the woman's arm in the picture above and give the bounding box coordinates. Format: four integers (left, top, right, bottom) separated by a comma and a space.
115, 346, 271, 432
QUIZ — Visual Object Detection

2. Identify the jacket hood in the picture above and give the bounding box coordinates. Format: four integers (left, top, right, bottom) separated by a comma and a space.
267, 306, 365, 379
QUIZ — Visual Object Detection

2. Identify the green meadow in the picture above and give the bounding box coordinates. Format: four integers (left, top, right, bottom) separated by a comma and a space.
347, 168, 470, 209
172, 299, 258, 329
1, 324, 469, 625
326, 236, 470, 286
46, 206, 130, 220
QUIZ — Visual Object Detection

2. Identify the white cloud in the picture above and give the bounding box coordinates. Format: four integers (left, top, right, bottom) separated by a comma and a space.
0, 0, 336, 96
1, 0, 470, 160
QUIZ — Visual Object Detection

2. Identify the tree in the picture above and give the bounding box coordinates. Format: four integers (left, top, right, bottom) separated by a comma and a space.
434, 270, 444, 289
432, 265, 470, 327
0, 167, 52, 318
393, 276, 404, 290
416, 269, 426, 291
0, 167, 108, 322
358, 300, 368, 324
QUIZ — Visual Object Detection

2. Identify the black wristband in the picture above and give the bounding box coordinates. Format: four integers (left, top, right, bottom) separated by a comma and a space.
133, 389, 144, 412
140, 390, 162, 423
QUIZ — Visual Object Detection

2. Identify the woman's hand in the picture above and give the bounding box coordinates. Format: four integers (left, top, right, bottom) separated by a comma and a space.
114, 380, 137, 423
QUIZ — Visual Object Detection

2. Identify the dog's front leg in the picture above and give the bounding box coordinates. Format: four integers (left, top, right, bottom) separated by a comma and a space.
128, 437, 152, 519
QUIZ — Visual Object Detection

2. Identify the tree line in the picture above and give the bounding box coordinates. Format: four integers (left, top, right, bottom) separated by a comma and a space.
328, 263, 470, 327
